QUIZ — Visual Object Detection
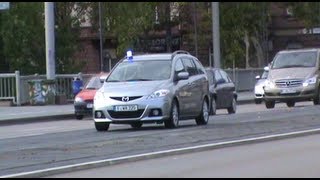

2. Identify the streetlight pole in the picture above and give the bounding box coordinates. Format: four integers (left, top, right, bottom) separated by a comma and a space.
212, 2, 221, 68
193, 2, 198, 57
45, 2, 55, 80
99, 2, 104, 72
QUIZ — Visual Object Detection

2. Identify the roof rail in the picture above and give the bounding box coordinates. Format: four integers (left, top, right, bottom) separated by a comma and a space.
171, 50, 190, 58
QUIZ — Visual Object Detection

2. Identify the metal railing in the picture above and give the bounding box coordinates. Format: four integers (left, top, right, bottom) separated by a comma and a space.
0, 69, 263, 106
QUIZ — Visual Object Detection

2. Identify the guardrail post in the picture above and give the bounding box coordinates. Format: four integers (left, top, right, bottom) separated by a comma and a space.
15, 70, 21, 106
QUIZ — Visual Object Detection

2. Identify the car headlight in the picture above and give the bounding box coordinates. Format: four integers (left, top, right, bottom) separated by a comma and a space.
303, 77, 317, 87
75, 97, 84, 102
147, 89, 170, 99
265, 79, 275, 89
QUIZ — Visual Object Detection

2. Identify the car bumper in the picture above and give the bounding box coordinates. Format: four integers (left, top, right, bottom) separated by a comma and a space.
93, 96, 171, 124
74, 101, 93, 115
264, 84, 317, 102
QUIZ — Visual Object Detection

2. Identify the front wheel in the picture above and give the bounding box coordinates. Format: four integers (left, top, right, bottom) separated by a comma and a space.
95, 122, 110, 131
227, 97, 236, 114
196, 99, 209, 125
286, 101, 295, 107
75, 114, 84, 120
313, 89, 320, 105
265, 101, 275, 109
210, 97, 216, 115
164, 100, 179, 128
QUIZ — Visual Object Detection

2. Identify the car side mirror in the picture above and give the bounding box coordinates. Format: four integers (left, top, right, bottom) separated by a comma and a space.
255, 75, 261, 80
264, 66, 269, 71
176, 72, 189, 81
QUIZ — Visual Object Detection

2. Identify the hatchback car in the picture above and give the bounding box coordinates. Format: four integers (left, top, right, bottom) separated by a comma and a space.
93, 50, 210, 131
254, 66, 269, 104
205, 68, 237, 115
264, 48, 320, 108
74, 73, 108, 120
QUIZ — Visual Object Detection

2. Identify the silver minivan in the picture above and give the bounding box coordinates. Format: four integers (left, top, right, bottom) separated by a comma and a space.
93, 50, 210, 131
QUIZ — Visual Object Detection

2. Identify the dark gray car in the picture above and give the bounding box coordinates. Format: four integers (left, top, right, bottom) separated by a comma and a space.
205, 68, 237, 115
93, 50, 210, 131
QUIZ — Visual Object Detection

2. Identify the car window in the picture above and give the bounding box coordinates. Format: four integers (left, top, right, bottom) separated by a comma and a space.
193, 58, 205, 74
174, 58, 186, 74
219, 70, 230, 83
214, 70, 223, 82
85, 76, 103, 90
107, 60, 172, 82
182, 57, 198, 76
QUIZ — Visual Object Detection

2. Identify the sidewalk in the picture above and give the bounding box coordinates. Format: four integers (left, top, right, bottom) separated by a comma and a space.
0, 91, 255, 124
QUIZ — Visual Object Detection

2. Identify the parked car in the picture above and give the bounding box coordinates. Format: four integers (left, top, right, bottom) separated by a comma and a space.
93, 50, 210, 131
74, 72, 108, 120
254, 66, 269, 104
205, 68, 237, 115
264, 48, 320, 108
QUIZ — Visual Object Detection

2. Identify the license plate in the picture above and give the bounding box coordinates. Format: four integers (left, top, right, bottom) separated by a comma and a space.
86, 103, 93, 108
280, 89, 296, 94
114, 105, 138, 112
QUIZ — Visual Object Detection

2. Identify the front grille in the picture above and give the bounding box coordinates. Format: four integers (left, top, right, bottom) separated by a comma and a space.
85, 100, 93, 103
108, 109, 144, 119
109, 96, 143, 102
275, 79, 302, 88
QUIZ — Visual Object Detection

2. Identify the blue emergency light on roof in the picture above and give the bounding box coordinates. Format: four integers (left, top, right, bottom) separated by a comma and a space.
126, 50, 133, 61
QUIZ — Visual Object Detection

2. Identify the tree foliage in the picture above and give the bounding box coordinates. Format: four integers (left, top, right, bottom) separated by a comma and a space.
0, 2, 89, 75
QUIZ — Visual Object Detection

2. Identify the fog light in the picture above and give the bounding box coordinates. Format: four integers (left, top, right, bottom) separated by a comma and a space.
95, 111, 105, 118
152, 109, 159, 116
97, 111, 102, 118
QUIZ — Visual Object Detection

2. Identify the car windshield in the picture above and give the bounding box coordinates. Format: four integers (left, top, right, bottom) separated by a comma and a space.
271, 51, 317, 69
85, 76, 103, 90
261, 71, 268, 79
107, 60, 172, 82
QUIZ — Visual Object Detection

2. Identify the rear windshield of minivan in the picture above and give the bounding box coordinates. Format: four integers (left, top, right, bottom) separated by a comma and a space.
271, 51, 317, 69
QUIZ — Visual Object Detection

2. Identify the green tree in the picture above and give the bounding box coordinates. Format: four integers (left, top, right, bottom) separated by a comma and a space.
0, 2, 90, 75
90, 2, 158, 57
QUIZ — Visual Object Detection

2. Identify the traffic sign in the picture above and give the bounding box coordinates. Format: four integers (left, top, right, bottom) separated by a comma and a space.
0, 2, 10, 10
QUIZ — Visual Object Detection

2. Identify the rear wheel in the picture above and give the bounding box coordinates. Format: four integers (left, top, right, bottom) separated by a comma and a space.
227, 97, 237, 114
95, 122, 110, 131
196, 99, 209, 125
164, 100, 179, 128
131, 122, 143, 129
286, 101, 295, 107
210, 97, 216, 115
265, 101, 275, 109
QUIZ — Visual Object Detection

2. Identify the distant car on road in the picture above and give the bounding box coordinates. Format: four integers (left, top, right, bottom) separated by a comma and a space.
74, 73, 108, 120
264, 48, 320, 109
205, 68, 237, 115
254, 66, 269, 104
93, 50, 210, 131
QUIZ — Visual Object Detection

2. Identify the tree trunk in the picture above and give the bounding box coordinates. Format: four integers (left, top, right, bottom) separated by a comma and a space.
244, 31, 250, 68
250, 36, 264, 68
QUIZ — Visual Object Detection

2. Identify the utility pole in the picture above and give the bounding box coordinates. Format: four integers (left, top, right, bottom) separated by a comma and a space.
45, 2, 55, 80
98, 2, 104, 72
212, 2, 221, 68
193, 2, 198, 57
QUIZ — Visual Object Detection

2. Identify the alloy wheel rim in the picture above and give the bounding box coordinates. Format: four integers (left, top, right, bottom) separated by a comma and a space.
172, 104, 179, 126
203, 101, 209, 122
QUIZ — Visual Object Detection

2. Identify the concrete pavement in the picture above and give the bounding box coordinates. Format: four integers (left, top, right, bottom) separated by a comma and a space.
0, 91, 255, 124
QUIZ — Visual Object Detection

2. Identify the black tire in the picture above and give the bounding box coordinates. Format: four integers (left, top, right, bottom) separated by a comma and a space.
75, 114, 84, 120
255, 99, 262, 104
313, 88, 320, 105
286, 101, 295, 107
95, 122, 110, 131
196, 99, 210, 125
164, 100, 179, 128
210, 97, 216, 115
265, 101, 275, 109
131, 122, 143, 129
227, 97, 237, 114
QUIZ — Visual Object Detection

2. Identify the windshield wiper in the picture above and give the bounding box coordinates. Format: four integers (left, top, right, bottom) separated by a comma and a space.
106, 80, 120, 82
126, 78, 153, 81
274, 65, 306, 69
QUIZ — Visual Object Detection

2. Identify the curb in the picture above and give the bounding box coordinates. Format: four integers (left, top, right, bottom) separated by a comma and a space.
0, 114, 75, 125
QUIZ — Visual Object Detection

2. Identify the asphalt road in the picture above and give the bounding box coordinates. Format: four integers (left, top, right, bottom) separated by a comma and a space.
47, 133, 320, 178
1, 102, 320, 177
